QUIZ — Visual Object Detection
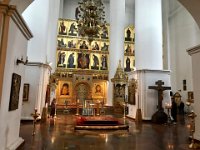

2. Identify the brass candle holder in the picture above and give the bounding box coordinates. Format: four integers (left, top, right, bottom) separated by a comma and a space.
188, 111, 200, 149
123, 102, 127, 118
165, 104, 172, 125
96, 101, 100, 116
31, 109, 40, 136
75, 100, 80, 116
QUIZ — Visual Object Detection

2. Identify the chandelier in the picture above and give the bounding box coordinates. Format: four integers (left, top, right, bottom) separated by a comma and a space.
76, 0, 106, 44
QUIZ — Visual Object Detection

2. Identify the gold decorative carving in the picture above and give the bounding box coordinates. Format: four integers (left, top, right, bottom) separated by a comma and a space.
111, 60, 128, 114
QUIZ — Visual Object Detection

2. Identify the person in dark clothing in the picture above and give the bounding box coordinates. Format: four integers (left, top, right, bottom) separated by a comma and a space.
179, 101, 185, 115
171, 97, 177, 123
50, 98, 56, 118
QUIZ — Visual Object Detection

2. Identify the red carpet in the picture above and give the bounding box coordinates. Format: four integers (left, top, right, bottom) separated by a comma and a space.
75, 115, 129, 130
76, 116, 122, 126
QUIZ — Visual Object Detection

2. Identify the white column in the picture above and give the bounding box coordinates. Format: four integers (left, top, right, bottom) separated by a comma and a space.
135, 0, 163, 70
188, 45, 200, 141
107, 0, 125, 106
127, 0, 172, 121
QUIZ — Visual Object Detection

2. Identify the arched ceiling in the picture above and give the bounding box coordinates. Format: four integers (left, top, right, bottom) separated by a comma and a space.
10, 0, 33, 14
178, 0, 200, 28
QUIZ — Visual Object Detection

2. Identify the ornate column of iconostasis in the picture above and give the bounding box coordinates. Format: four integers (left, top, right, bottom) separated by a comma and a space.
52, 19, 109, 105
124, 25, 135, 72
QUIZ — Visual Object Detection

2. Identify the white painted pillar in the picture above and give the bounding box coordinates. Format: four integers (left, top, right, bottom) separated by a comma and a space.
108, 0, 125, 106
188, 45, 200, 141
135, 0, 163, 70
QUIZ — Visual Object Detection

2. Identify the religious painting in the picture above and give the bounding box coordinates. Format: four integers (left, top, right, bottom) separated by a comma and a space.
57, 51, 66, 68
58, 20, 67, 35
68, 21, 78, 36
77, 53, 90, 69
124, 56, 134, 72
67, 38, 77, 49
188, 91, 194, 100
93, 83, 104, 97
114, 84, 125, 99
124, 43, 134, 54
91, 41, 100, 51
128, 79, 137, 105
45, 84, 50, 104
100, 54, 108, 70
57, 38, 67, 48
59, 81, 71, 97
67, 52, 76, 68
23, 83, 29, 101
9, 73, 21, 111
91, 53, 100, 70
101, 42, 109, 51
100, 25, 109, 39
124, 25, 134, 42
79, 40, 89, 49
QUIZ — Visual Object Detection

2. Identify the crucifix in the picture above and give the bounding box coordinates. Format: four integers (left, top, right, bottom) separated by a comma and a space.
149, 80, 171, 111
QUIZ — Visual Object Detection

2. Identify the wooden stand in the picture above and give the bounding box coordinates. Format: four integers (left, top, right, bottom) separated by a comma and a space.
41, 106, 48, 123
135, 108, 142, 123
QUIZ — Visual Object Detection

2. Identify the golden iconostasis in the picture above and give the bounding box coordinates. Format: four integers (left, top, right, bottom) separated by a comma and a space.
55, 75, 108, 105
56, 19, 110, 72
124, 25, 135, 72
54, 19, 109, 105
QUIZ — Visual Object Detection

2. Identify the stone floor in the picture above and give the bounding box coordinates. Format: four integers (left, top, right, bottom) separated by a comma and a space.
19, 114, 193, 150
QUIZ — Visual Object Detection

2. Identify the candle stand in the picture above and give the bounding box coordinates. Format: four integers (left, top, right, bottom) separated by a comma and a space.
31, 109, 40, 136
188, 112, 200, 149
165, 104, 172, 125
75, 101, 80, 116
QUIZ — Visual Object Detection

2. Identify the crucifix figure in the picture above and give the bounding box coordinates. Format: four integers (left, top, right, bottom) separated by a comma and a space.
149, 80, 171, 111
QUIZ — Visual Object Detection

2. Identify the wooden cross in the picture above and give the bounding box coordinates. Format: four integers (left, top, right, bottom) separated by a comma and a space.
148, 80, 171, 111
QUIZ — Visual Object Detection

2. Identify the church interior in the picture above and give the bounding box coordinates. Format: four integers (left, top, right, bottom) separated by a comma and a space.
1, 0, 200, 149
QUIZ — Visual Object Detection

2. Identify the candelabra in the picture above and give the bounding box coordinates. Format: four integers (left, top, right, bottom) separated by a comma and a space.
76, 0, 106, 43
96, 101, 100, 116
75, 100, 80, 116
123, 102, 127, 118
31, 109, 40, 136
165, 104, 172, 125
188, 112, 200, 149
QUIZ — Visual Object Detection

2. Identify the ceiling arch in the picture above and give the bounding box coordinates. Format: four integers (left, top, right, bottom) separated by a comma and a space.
178, 0, 200, 28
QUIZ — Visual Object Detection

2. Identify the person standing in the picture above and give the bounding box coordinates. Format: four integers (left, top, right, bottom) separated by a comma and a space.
50, 98, 56, 118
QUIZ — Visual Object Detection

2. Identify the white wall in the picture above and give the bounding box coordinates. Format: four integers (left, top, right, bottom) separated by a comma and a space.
21, 0, 60, 119
127, 70, 171, 120
169, 4, 200, 102
21, 65, 50, 120
125, 0, 135, 27
0, 20, 28, 150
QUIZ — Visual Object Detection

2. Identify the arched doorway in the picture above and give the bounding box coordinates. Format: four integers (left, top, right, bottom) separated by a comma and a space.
74, 82, 92, 104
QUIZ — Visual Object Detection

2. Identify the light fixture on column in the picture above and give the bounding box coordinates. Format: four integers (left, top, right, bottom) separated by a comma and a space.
16, 56, 28, 65
76, 0, 106, 44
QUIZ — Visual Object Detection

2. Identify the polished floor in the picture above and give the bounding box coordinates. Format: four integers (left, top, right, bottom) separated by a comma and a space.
19, 114, 192, 150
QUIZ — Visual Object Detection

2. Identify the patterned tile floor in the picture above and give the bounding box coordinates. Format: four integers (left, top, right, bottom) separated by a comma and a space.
19, 114, 192, 150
